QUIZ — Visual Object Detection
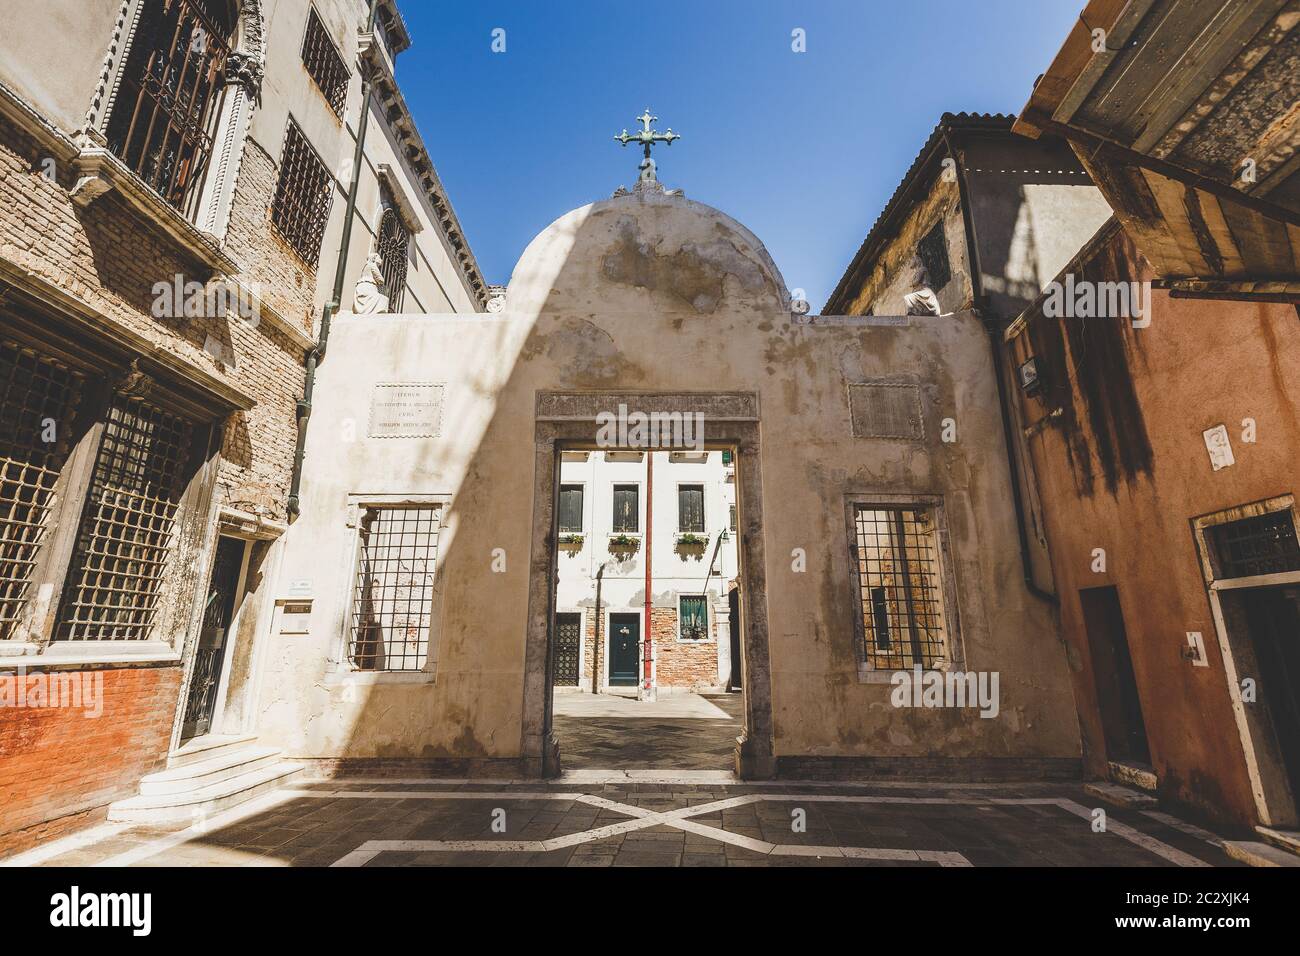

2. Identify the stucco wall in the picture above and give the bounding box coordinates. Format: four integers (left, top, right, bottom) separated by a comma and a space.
263, 189, 1080, 768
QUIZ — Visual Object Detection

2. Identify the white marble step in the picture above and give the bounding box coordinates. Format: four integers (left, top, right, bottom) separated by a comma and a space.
108, 759, 301, 825
142, 746, 282, 796
167, 733, 260, 770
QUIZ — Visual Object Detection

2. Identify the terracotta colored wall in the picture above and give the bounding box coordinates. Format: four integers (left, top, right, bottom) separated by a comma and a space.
1008, 236, 1300, 825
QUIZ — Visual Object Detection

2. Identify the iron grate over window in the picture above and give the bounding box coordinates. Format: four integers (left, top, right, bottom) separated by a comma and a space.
104, 0, 237, 220
271, 120, 335, 265
57, 397, 193, 641
377, 207, 410, 312
1208, 510, 1300, 579
301, 7, 349, 117
853, 505, 947, 670
0, 342, 83, 640
679, 595, 709, 641
350, 506, 440, 671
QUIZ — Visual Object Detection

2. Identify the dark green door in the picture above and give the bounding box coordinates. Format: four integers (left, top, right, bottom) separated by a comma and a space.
608, 613, 640, 686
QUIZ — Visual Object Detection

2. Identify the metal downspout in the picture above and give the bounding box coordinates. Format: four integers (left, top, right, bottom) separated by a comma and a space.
286, 0, 380, 520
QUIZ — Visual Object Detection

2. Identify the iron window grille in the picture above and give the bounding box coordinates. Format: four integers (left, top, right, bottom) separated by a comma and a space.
56, 396, 193, 641
376, 207, 410, 312
1207, 510, 1300, 579
301, 6, 349, 116
0, 342, 83, 641
678, 484, 704, 533
350, 506, 439, 671
558, 484, 584, 533
612, 484, 639, 533
679, 595, 709, 641
271, 119, 335, 265
852, 505, 948, 669
917, 221, 951, 291
104, 0, 238, 221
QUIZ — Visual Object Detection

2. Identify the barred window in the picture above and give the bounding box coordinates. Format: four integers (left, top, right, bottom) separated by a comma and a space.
271, 120, 334, 265
350, 506, 439, 671
679, 595, 708, 642
104, 0, 238, 220
1207, 509, 1300, 579
0, 343, 83, 640
56, 397, 194, 641
678, 484, 704, 533
852, 505, 947, 669
377, 207, 410, 312
558, 484, 583, 534
301, 7, 349, 116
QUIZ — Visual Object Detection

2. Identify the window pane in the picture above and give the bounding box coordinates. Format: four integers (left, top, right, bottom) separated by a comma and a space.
680, 595, 708, 640
558, 484, 583, 533
678, 485, 704, 533
612, 485, 638, 533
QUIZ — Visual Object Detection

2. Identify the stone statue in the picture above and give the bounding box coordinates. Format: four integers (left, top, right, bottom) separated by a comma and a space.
902, 255, 940, 316
353, 252, 389, 314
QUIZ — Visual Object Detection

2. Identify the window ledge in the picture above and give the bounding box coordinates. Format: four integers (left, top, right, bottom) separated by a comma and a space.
69, 145, 242, 275
0, 641, 180, 670
323, 667, 437, 686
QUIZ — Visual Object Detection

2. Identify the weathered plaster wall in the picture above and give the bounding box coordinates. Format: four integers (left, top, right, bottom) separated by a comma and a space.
1007, 237, 1300, 824
265, 190, 1080, 769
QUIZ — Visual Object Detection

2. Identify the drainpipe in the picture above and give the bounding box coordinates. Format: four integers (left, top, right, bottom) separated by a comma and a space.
641, 451, 655, 700
286, 0, 380, 520
943, 130, 1057, 605
592, 562, 607, 694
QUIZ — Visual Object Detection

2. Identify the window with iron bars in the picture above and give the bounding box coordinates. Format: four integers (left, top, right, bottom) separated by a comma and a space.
271, 119, 335, 265
1207, 509, 1300, 579
679, 595, 709, 642
104, 0, 238, 221
852, 505, 948, 669
350, 506, 440, 671
377, 207, 410, 312
0, 342, 83, 641
301, 6, 349, 117
56, 396, 194, 641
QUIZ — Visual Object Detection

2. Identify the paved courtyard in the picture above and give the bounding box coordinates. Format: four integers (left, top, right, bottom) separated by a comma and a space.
3, 775, 1244, 868
552, 690, 743, 769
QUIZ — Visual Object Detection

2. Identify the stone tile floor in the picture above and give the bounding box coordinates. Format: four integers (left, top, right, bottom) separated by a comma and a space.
2, 776, 1245, 868
552, 691, 744, 769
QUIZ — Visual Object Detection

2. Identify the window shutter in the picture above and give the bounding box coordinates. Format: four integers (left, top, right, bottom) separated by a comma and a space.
558, 485, 583, 533
612, 485, 638, 533
678, 485, 704, 533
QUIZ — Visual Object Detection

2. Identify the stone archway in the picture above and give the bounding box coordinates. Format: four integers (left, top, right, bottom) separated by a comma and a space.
519, 391, 775, 779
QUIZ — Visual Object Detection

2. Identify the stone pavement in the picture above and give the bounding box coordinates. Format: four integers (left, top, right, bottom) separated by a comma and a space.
552, 690, 744, 770
2, 775, 1245, 868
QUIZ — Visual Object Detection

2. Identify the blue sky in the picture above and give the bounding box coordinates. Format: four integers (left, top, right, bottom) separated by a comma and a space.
396, 1, 1081, 308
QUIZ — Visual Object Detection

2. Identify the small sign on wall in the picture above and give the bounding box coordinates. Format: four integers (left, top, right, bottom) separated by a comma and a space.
369, 383, 444, 438
1203, 424, 1235, 471
279, 601, 312, 635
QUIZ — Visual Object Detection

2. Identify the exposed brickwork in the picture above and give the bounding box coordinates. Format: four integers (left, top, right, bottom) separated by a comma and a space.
569, 608, 720, 690
0, 665, 181, 856
221, 139, 318, 337
650, 608, 720, 690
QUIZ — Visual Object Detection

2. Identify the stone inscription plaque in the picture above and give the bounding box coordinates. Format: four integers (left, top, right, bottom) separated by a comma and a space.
368, 383, 444, 438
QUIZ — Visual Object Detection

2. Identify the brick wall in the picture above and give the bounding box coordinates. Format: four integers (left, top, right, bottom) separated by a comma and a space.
569, 608, 720, 690
0, 665, 181, 857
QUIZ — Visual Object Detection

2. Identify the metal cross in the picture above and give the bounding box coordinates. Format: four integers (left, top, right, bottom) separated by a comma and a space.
615, 108, 680, 182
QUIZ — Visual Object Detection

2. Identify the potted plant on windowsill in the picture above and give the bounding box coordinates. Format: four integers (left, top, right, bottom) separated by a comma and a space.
608, 533, 640, 555
674, 532, 708, 556
557, 533, 584, 551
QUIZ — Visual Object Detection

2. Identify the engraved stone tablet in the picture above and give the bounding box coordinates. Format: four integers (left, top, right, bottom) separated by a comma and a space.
368, 383, 443, 438
848, 382, 923, 440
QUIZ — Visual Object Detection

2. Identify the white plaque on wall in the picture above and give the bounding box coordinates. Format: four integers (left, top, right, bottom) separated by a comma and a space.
368, 383, 444, 438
